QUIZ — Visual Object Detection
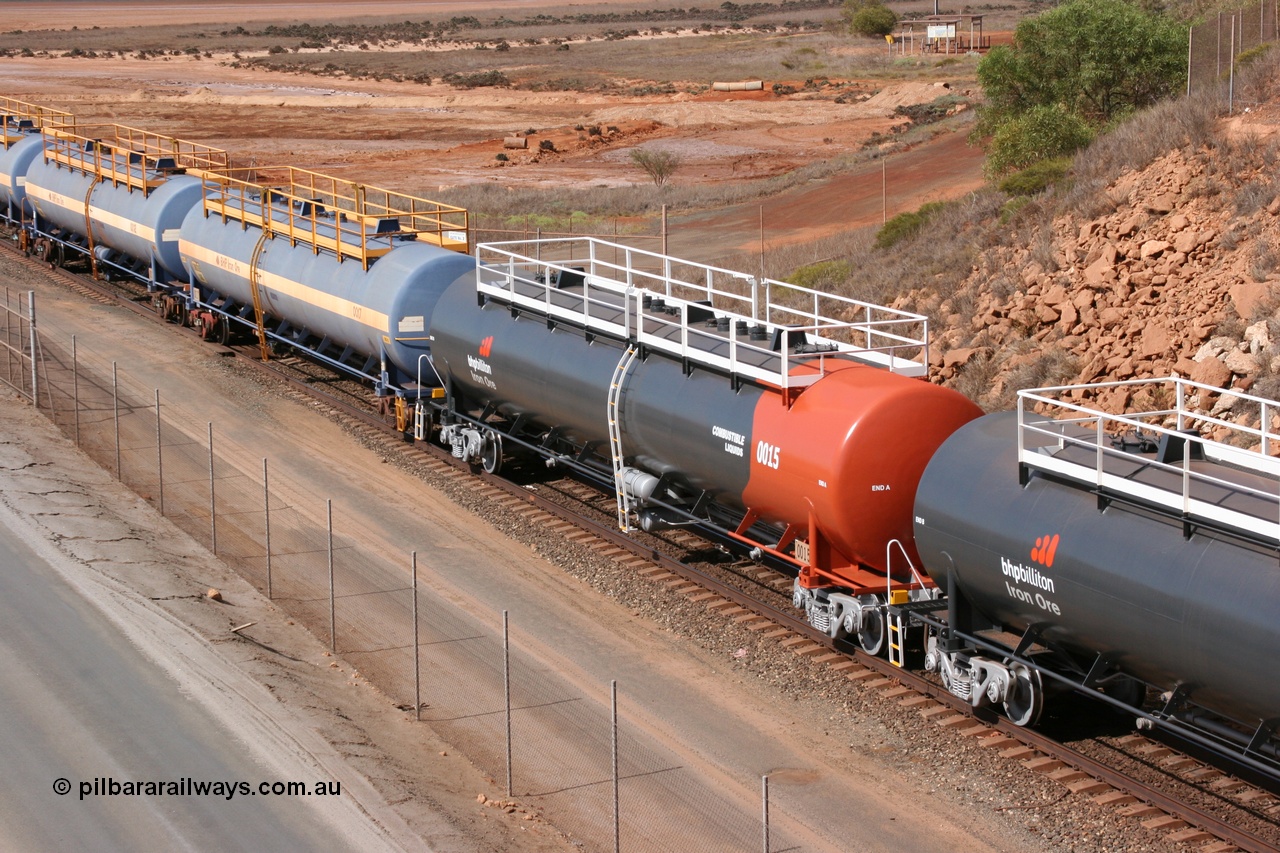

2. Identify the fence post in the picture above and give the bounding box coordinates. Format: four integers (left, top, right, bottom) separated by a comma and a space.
328, 498, 335, 653
504, 609, 512, 797
1187, 25, 1193, 97
26, 290, 36, 407
71, 335, 79, 447
412, 550, 421, 722
1217, 11, 1223, 80
113, 362, 120, 479
263, 457, 272, 599
762, 774, 770, 853
4, 287, 11, 387
155, 389, 164, 516
612, 680, 620, 853
208, 422, 216, 553
1229, 14, 1237, 114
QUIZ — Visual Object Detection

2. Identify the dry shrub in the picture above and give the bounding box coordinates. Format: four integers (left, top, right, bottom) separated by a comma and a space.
950, 340, 1079, 411
1251, 342, 1280, 403
1234, 44, 1280, 108
1236, 177, 1278, 216
996, 346, 1078, 408
1061, 88, 1221, 217
1250, 239, 1278, 281
949, 352, 1001, 408
1028, 228, 1060, 272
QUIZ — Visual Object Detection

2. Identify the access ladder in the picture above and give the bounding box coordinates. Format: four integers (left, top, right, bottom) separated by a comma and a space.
608, 344, 640, 530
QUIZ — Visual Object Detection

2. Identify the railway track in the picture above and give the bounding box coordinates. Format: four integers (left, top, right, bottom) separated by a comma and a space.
9, 242, 1280, 853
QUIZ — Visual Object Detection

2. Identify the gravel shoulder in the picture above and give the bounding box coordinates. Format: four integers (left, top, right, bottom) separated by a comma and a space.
0, 386, 582, 852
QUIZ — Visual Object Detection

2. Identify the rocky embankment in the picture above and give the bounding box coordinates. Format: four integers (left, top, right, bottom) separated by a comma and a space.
919, 128, 1280, 444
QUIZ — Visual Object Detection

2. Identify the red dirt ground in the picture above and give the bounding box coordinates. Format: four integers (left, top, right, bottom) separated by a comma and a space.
1, 0, 992, 260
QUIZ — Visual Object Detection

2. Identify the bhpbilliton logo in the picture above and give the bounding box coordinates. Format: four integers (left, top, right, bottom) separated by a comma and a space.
1030, 533, 1060, 567
479, 336, 494, 357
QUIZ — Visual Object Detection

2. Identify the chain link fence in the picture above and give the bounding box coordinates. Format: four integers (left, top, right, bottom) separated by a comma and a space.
2, 288, 824, 853
1188, 2, 1278, 109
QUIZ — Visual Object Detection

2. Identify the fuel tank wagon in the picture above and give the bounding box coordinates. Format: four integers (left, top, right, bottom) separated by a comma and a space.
914, 386, 1280, 734
430, 239, 981, 626
177, 168, 471, 388
24, 124, 227, 283
0, 132, 45, 218
0, 100, 73, 219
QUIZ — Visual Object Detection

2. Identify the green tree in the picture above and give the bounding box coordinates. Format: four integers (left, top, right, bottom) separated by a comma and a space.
842, 0, 898, 38
986, 105, 1095, 176
976, 0, 1187, 135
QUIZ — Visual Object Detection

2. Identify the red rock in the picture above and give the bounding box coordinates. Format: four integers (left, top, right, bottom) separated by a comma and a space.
1229, 282, 1271, 321
1141, 324, 1172, 358
1072, 289, 1096, 310
1191, 357, 1231, 388
1042, 283, 1067, 306
1140, 240, 1171, 259
1173, 230, 1202, 253
1058, 302, 1079, 328
1099, 387, 1132, 410
1098, 307, 1126, 325
1188, 317, 1216, 342
1036, 303, 1060, 323
1078, 354, 1107, 382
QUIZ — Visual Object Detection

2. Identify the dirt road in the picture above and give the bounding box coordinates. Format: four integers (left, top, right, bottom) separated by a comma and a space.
669, 129, 986, 257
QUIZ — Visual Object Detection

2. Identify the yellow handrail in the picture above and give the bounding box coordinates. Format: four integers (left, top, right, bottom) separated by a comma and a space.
199, 166, 470, 268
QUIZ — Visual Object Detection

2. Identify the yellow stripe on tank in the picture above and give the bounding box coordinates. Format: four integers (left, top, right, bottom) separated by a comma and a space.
26, 183, 150, 237
179, 240, 390, 332
25, 182, 75, 214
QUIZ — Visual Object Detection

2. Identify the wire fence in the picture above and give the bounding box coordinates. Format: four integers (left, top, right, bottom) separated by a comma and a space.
1, 288, 822, 853
1188, 1, 1278, 108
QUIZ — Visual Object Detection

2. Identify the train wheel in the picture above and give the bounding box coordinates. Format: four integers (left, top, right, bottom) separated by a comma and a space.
1003, 663, 1044, 726
480, 431, 503, 474
215, 318, 230, 346
856, 602, 886, 656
